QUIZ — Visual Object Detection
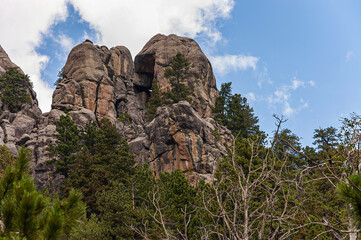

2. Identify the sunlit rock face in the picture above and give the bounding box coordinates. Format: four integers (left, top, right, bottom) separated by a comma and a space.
53, 40, 135, 123
0, 45, 21, 75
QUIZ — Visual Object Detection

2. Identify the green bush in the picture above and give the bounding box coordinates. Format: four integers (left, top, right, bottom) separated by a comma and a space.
0, 67, 32, 112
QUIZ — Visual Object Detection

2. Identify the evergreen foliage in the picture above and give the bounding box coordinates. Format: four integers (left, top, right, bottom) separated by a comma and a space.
313, 126, 340, 151
0, 67, 32, 112
213, 82, 262, 138
146, 53, 193, 120
146, 78, 163, 120
49, 116, 135, 211
337, 175, 361, 226
163, 52, 192, 104
0, 146, 15, 178
47, 114, 81, 178
65, 118, 135, 212
0, 147, 85, 240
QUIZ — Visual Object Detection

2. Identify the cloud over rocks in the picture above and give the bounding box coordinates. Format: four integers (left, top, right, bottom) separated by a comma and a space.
70, 0, 235, 57
1, 0, 236, 112
0, 0, 68, 112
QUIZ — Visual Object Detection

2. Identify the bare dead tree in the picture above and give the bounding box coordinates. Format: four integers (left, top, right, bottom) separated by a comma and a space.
130, 179, 195, 240
195, 115, 351, 239
128, 115, 361, 239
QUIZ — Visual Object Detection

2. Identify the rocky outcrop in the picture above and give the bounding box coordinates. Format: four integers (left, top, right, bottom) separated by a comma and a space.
51, 39, 146, 138
0, 34, 233, 188
130, 101, 232, 184
0, 45, 20, 75
0, 46, 42, 156
134, 34, 218, 118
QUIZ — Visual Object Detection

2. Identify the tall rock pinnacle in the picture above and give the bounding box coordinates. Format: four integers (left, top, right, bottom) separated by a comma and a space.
134, 34, 218, 118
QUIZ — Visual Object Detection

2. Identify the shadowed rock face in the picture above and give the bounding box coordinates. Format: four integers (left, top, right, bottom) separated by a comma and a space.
134, 34, 219, 118
0, 34, 233, 189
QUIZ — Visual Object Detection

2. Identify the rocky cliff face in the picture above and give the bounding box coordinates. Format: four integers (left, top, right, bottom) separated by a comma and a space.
134, 34, 218, 118
0, 45, 42, 155
0, 34, 233, 188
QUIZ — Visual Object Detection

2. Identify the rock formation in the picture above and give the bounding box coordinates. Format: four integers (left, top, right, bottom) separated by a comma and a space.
0, 45, 20, 75
134, 34, 218, 118
0, 34, 233, 188
140, 101, 232, 184
0, 45, 42, 155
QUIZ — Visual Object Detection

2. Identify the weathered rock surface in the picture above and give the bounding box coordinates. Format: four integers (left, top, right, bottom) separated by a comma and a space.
0, 34, 233, 188
0, 45, 21, 75
134, 34, 219, 118
130, 101, 232, 184
52, 40, 139, 125
0, 46, 42, 153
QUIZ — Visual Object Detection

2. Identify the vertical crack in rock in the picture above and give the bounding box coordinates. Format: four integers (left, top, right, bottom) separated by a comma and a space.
94, 74, 105, 123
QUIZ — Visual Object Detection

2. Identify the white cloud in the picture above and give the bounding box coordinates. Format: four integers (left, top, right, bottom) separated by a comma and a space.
308, 80, 315, 87
291, 78, 304, 90
210, 54, 259, 75
0, 0, 68, 112
283, 102, 295, 117
0, 0, 235, 112
257, 66, 273, 88
345, 50, 354, 62
245, 92, 256, 102
53, 33, 75, 61
267, 77, 312, 117
54, 33, 74, 53
70, 0, 235, 57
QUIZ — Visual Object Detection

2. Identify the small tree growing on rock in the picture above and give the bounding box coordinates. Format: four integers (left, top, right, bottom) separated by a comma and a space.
146, 78, 164, 120
163, 52, 192, 104
146, 53, 193, 120
0, 67, 32, 112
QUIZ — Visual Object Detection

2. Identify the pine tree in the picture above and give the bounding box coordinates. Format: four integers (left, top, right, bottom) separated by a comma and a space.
0, 67, 32, 112
337, 175, 361, 226
65, 118, 136, 213
0, 146, 15, 177
213, 82, 262, 138
146, 78, 164, 120
163, 52, 192, 104
0, 147, 86, 240
213, 82, 232, 126
47, 114, 81, 178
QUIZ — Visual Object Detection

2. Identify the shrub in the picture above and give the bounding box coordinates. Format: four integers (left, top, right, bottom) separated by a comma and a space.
0, 67, 32, 112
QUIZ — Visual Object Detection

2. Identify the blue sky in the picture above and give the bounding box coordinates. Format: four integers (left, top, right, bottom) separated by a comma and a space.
1, 0, 361, 146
